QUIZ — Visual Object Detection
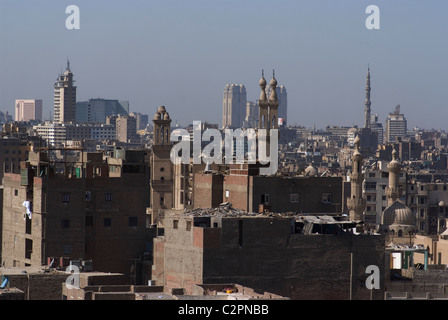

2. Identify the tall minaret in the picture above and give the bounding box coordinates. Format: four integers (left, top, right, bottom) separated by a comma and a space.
268, 70, 279, 130
347, 135, 366, 221
386, 148, 401, 206
364, 66, 371, 129
150, 106, 173, 224
258, 70, 269, 129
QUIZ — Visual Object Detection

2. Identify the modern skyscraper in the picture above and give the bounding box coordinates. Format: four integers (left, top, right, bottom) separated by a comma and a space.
370, 114, 384, 145
54, 60, 76, 123
76, 98, 129, 123
277, 85, 287, 127
15, 99, 43, 122
385, 105, 407, 143
222, 84, 246, 128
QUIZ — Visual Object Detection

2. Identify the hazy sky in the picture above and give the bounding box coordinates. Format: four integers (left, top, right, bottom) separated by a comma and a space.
0, 0, 447, 130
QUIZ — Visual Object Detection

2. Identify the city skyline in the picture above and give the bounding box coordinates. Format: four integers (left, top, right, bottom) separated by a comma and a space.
0, 1, 447, 130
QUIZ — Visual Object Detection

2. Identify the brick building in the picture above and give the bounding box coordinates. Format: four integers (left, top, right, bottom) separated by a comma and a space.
194, 163, 344, 214
152, 210, 387, 300
1, 149, 150, 276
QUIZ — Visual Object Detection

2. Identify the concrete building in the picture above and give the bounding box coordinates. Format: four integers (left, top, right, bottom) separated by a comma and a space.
363, 160, 407, 229
33, 122, 117, 147
385, 105, 407, 143
152, 209, 387, 300
107, 114, 138, 143
15, 99, 43, 122
53, 61, 76, 124
222, 84, 246, 129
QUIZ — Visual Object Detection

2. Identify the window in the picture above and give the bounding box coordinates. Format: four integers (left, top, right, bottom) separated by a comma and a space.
365, 182, 377, 190
173, 220, 179, 229
290, 194, 299, 203
105, 193, 112, 201
322, 193, 332, 204
85, 216, 93, 226
63, 245, 72, 255
61, 219, 70, 228
225, 190, 230, 198
129, 217, 138, 227
261, 194, 270, 204
186, 220, 192, 231
104, 218, 111, 227
62, 193, 70, 203
14, 189, 18, 196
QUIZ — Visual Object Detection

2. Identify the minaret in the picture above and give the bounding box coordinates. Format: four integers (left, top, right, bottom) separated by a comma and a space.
258, 70, 269, 129
364, 66, 371, 129
268, 70, 279, 130
386, 148, 401, 206
347, 135, 366, 221
150, 106, 173, 225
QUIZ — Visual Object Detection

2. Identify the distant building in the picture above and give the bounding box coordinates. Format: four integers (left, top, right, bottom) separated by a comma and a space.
15, 99, 43, 122
33, 122, 116, 147
107, 115, 138, 143
243, 101, 258, 128
129, 112, 149, 130
222, 84, 246, 128
54, 61, 76, 123
385, 105, 407, 144
370, 114, 384, 145
76, 98, 129, 123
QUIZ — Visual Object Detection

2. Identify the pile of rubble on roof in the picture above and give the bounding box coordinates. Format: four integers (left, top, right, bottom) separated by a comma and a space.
183, 202, 297, 218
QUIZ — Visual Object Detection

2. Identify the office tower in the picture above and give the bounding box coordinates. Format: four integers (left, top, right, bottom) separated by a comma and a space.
222, 84, 246, 128
76, 98, 129, 123
54, 60, 76, 123
370, 114, 384, 145
244, 101, 258, 128
277, 85, 287, 127
114, 115, 138, 143
129, 112, 149, 130
385, 105, 407, 143
15, 99, 43, 122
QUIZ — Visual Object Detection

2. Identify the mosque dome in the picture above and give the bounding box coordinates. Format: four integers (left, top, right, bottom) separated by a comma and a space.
259, 76, 267, 87
157, 106, 166, 114
163, 112, 170, 120
270, 76, 277, 87
380, 200, 417, 235
153, 112, 161, 120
